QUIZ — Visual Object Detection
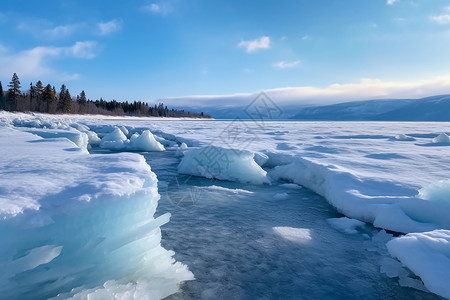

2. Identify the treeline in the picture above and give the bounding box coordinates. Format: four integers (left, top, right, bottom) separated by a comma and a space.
0, 73, 211, 118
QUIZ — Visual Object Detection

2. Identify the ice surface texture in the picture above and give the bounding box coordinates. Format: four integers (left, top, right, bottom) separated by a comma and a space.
0, 125, 192, 299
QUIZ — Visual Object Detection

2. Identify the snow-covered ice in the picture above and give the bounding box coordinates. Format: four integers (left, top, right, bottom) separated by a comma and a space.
432, 133, 450, 144
387, 230, 450, 299
178, 146, 269, 185
0, 117, 192, 299
100, 128, 165, 151
273, 226, 312, 243
394, 133, 415, 141
419, 179, 450, 206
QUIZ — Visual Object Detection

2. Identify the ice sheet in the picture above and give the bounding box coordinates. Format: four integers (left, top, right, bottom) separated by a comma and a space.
0, 124, 192, 299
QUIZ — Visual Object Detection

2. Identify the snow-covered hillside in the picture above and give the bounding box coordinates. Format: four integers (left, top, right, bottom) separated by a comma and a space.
291, 94, 450, 121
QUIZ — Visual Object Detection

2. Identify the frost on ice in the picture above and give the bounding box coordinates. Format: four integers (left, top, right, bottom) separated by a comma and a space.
0, 125, 192, 299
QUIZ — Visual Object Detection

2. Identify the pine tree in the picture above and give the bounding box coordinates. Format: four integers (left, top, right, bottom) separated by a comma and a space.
44, 84, 58, 113
34, 81, 44, 100
29, 82, 34, 99
59, 84, 66, 101
7, 73, 21, 110
63, 89, 72, 113
0, 81, 4, 110
77, 90, 87, 105
42, 84, 57, 112
58, 84, 67, 111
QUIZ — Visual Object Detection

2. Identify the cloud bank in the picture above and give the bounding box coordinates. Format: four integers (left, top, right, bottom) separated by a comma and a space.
161, 76, 450, 108
0, 41, 98, 78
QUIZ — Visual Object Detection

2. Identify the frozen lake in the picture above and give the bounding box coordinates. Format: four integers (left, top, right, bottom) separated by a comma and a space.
2, 112, 449, 299
141, 150, 439, 300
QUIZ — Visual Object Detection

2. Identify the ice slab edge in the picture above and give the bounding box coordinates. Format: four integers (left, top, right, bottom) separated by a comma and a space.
269, 155, 450, 234
387, 230, 450, 299
0, 128, 193, 299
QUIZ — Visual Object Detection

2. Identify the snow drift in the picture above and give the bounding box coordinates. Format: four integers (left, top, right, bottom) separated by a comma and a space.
269, 157, 450, 233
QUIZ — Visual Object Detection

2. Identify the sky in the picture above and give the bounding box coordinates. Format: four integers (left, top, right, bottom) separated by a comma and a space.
1, 0, 450, 106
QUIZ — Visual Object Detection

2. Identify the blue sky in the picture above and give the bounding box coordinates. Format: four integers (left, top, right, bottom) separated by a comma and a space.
1, 0, 450, 105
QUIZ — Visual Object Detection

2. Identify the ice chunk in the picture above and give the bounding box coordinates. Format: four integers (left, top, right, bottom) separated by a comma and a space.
379, 257, 427, 292
24, 128, 89, 149
100, 127, 128, 150
253, 152, 269, 167
0, 127, 193, 299
118, 125, 129, 136
87, 131, 101, 147
70, 122, 90, 132
129, 130, 165, 152
387, 230, 450, 299
432, 133, 450, 144
273, 227, 312, 243
327, 217, 366, 234
394, 134, 415, 141
269, 157, 450, 233
418, 179, 450, 206
178, 146, 270, 185
100, 129, 165, 152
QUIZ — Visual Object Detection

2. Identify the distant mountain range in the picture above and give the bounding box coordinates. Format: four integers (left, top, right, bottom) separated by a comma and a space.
171, 94, 450, 121
290, 94, 450, 121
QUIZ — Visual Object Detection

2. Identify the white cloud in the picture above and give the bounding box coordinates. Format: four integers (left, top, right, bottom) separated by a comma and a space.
148, 3, 161, 12
162, 75, 450, 107
387, 0, 399, 5
431, 15, 450, 25
18, 21, 83, 40
272, 60, 300, 69
301, 35, 310, 40
141, 3, 173, 15
18, 20, 122, 39
0, 41, 97, 79
44, 24, 81, 39
97, 19, 122, 36
61, 73, 81, 81
238, 36, 271, 53
67, 41, 98, 59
